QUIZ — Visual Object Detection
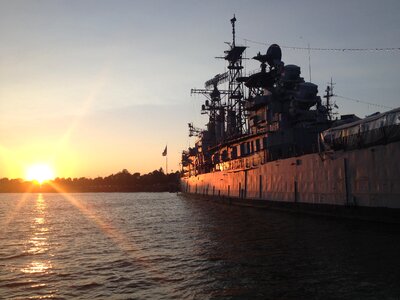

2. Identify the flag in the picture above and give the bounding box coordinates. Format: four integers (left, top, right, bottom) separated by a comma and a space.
162, 145, 167, 156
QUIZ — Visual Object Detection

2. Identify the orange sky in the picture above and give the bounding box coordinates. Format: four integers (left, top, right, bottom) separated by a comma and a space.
1, 1, 399, 179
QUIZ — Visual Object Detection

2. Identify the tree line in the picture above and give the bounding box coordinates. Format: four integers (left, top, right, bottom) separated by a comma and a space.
0, 169, 180, 193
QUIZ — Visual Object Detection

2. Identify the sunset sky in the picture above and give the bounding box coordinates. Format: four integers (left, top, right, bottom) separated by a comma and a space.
1, 0, 399, 179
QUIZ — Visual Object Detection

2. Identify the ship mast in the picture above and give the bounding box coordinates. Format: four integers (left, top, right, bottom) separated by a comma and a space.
323, 78, 336, 121
190, 15, 247, 143
231, 14, 236, 47
225, 14, 247, 137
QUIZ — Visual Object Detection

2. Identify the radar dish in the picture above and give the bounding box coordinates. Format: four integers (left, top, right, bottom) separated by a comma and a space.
266, 44, 282, 66
253, 52, 268, 64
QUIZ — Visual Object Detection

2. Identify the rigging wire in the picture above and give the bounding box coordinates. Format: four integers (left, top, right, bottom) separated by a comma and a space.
335, 95, 394, 110
239, 37, 400, 52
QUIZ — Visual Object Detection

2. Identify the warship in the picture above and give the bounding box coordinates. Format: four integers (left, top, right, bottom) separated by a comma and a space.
180, 16, 400, 221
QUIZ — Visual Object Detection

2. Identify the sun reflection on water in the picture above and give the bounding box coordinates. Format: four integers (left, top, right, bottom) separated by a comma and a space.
34, 217, 45, 224
21, 261, 52, 274
21, 194, 52, 274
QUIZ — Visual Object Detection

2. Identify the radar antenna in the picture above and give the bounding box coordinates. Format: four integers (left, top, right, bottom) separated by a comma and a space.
188, 122, 203, 137
191, 72, 229, 120
323, 78, 337, 120
204, 72, 229, 90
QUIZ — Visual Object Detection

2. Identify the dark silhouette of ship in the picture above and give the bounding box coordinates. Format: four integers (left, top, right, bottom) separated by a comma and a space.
181, 16, 400, 220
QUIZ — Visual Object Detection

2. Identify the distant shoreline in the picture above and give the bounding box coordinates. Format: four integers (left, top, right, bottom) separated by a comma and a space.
0, 190, 179, 194
0, 169, 180, 194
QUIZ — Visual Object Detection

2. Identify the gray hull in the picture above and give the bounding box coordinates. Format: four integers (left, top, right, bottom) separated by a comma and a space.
181, 141, 400, 216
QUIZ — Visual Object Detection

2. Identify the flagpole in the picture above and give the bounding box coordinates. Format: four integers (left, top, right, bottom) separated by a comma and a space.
162, 144, 168, 174
166, 153, 168, 174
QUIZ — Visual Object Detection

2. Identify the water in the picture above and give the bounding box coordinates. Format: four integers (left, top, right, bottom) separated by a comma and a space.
0, 193, 399, 299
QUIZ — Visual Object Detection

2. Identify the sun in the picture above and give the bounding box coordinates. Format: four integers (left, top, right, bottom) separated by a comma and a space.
25, 164, 55, 184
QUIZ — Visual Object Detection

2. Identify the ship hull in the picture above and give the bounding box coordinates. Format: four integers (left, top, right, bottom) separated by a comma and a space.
181, 141, 400, 221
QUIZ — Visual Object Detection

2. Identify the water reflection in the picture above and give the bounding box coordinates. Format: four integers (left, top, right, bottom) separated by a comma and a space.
21, 261, 52, 274
1, 193, 399, 299
22, 194, 52, 274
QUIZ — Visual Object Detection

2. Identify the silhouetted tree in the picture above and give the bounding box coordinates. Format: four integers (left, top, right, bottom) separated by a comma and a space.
0, 169, 180, 193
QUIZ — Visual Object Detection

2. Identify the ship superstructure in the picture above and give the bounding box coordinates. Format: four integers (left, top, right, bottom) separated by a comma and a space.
183, 16, 344, 177
181, 17, 400, 214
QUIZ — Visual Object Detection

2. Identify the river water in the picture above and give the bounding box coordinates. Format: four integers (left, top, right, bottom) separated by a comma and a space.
0, 192, 399, 299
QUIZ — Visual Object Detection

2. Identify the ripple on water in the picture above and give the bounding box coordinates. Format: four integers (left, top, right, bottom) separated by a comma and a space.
0, 193, 400, 299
